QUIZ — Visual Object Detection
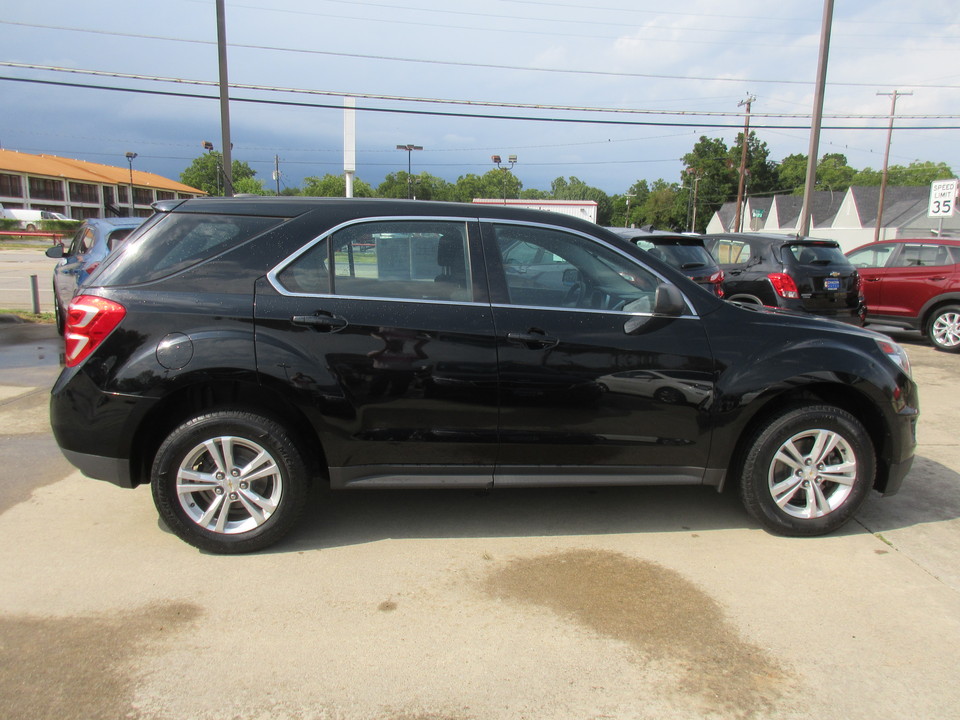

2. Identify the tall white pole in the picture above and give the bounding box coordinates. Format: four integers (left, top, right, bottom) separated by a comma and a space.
344, 98, 356, 198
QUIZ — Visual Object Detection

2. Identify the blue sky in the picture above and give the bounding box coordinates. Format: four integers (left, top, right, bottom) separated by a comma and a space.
1, 0, 958, 195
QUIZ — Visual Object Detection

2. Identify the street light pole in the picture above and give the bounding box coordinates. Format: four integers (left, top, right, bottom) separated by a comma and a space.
492, 154, 518, 202
202, 141, 220, 196
396, 144, 423, 199
125, 152, 137, 215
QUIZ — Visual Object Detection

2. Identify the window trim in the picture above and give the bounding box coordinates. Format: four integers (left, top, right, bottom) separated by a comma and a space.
266, 214, 697, 318
480, 218, 698, 318
268, 215, 484, 305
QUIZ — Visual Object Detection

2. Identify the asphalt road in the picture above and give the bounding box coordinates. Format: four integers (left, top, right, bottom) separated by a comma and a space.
0, 246, 59, 312
1, 311, 959, 719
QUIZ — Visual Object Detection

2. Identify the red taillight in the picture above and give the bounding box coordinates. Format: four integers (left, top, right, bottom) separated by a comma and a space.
709, 270, 724, 297
64, 295, 126, 367
767, 273, 799, 299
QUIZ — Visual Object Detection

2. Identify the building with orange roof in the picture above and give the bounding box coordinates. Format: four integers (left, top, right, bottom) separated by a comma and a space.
0, 149, 204, 220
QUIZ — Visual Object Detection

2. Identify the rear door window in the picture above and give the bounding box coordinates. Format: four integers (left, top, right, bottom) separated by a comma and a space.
274, 220, 474, 302
894, 244, 951, 268
710, 238, 752, 265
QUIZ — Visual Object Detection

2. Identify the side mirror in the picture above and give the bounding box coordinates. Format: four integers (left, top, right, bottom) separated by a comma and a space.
45, 245, 64, 259
652, 282, 687, 316
623, 283, 687, 335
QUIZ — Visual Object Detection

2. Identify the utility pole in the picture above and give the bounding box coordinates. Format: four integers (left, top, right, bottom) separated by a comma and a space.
733, 94, 756, 233
799, 0, 834, 237
274, 155, 281, 196
215, 0, 233, 196
874, 90, 912, 242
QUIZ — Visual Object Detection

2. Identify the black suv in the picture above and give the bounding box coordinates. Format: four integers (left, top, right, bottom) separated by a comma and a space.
703, 233, 863, 322
50, 198, 918, 553
606, 228, 724, 297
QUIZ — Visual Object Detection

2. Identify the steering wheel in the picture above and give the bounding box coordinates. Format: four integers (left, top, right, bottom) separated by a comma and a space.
562, 281, 586, 307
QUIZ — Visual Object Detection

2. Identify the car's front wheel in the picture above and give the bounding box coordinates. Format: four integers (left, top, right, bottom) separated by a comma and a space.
739, 405, 874, 536
927, 305, 960, 353
151, 411, 310, 553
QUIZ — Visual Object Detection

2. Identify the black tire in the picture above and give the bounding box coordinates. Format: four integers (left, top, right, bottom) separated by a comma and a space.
25, 223, 37, 232
739, 405, 875, 536
151, 411, 310, 553
926, 305, 960, 353
54, 294, 65, 335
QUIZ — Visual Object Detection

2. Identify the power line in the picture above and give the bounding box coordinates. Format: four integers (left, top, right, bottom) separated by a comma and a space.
4, 63, 960, 122
4, 74, 959, 130
2, 21, 959, 90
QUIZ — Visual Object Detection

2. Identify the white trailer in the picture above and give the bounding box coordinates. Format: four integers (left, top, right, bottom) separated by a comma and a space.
472, 199, 598, 223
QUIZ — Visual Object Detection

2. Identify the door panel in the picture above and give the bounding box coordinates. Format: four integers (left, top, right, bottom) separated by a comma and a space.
482, 221, 715, 484
254, 219, 499, 486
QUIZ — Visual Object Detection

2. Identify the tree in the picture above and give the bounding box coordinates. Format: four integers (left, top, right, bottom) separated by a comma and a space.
550, 176, 613, 225
301, 174, 375, 197
854, 162, 956, 187
377, 172, 453, 200
777, 153, 856, 194
611, 180, 650, 228
727, 131, 778, 197
232, 176, 271, 196
452, 170, 520, 203
179, 152, 257, 195
682, 136, 737, 229
636, 179, 685, 231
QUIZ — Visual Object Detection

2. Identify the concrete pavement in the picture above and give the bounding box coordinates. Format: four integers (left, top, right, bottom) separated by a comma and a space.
1, 320, 958, 720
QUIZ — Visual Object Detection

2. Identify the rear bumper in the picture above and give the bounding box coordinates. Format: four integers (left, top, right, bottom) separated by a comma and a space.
60, 449, 135, 488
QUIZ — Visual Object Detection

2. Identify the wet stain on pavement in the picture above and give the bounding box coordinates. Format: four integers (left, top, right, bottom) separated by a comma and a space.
0, 601, 201, 720
483, 549, 787, 718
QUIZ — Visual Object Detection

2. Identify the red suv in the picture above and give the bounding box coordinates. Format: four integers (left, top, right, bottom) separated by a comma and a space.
846, 238, 960, 353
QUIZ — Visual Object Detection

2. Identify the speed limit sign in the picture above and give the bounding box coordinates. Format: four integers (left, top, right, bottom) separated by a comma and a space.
928, 179, 958, 218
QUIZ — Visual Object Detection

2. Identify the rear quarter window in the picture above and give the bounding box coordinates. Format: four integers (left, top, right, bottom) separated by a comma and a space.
96, 213, 284, 285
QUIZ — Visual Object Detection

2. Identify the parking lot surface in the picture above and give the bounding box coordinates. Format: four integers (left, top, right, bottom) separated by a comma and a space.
1, 309, 959, 719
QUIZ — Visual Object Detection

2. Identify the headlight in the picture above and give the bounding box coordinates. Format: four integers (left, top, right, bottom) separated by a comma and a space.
875, 338, 911, 377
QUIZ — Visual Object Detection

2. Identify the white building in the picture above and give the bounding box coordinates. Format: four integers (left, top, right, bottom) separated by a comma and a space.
706, 185, 960, 251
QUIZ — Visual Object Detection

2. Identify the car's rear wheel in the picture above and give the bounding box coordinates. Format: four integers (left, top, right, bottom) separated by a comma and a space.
739, 405, 874, 536
151, 411, 310, 553
927, 305, 960, 353
53, 289, 65, 335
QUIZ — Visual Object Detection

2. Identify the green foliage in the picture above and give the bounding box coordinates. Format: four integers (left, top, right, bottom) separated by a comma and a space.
853, 161, 954, 187
232, 176, 272, 196
550, 176, 613, 225
179, 152, 257, 195
728, 132, 777, 196
377, 172, 454, 200
451, 169, 522, 203
778, 153, 856, 194
302, 174, 375, 197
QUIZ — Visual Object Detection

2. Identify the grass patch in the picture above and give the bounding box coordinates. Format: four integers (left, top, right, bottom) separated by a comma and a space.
0, 309, 56, 324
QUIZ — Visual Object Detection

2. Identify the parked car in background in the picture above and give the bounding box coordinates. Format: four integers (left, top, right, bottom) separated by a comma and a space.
606, 228, 724, 296
703, 233, 863, 323
49, 197, 917, 553
45, 217, 144, 333
846, 238, 960, 352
